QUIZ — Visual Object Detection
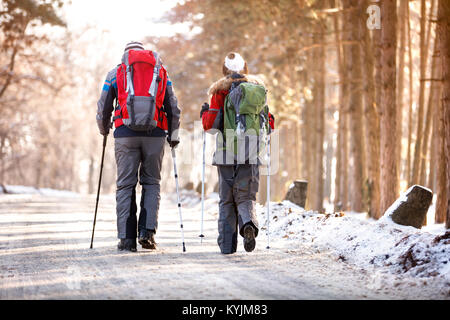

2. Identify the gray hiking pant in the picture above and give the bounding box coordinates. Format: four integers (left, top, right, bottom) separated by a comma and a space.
114, 136, 165, 239
217, 164, 260, 254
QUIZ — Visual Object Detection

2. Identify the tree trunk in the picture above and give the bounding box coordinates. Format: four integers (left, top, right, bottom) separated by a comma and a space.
0, 133, 6, 186
420, 35, 440, 186
325, 137, 333, 202
396, 0, 407, 185
387, 185, 433, 229
373, 4, 385, 212
343, 0, 365, 213
88, 155, 95, 194
437, 0, 450, 228
295, 109, 302, 180
361, 1, 381, 218
35, 162, 42, 190
406, 3, 414, 187
313, 28, 325, 212
0, 45, 19, 100
428, 59, 442, 190
380, 0, 398, 214
285, 180, 308, 208
340, 108, 349, 211
301, 69, 310, 181
411, 0, 431, 185
435, 91, 447, 223
373, 28, 382, 136
304, 53, 316, 210
333, 3, 348, 212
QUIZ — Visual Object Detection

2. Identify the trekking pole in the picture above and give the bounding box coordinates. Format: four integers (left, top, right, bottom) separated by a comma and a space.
171, 147, 186, 252
90, 134, 108, 249
199, 130, 206, 243
266, 134, 271, 250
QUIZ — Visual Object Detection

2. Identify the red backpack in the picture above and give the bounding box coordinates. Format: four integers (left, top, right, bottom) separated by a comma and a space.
114, 50, 168, 131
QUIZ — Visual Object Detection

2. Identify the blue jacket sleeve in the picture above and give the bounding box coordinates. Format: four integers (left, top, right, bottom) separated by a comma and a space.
96, 69, 117, 135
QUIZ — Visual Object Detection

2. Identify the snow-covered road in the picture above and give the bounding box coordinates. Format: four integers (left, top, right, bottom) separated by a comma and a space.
0, 193, 447, 299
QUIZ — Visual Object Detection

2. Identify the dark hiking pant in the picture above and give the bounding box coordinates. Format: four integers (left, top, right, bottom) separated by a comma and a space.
217, 164, 260, 254
114, 136, 165, 239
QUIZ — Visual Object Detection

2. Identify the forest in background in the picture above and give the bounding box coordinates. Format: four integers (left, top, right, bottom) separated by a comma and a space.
0, 0, 449, 228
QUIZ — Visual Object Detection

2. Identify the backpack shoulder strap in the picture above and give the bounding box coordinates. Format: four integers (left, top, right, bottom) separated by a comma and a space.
228, 82, 244, 114
149, 51, 162, 97
121, 51, 135, 96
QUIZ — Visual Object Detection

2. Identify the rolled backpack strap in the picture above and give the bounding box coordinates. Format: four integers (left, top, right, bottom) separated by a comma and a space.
126, 64, 135, 96
149, 52, 161, 97
144, 51, 161, 130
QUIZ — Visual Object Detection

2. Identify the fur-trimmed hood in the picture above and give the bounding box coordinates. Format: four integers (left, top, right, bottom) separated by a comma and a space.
208, 74, 265, 96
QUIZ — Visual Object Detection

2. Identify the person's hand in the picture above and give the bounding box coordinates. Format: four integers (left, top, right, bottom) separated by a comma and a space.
200, 102, 209, 118
100, 128, 109, 136
170, 140, 180, 149
167, 137, 180, 149
99, 120, 112, 136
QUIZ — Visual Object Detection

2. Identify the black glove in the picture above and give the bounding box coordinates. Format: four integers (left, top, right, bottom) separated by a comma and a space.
200, 102, 209, 118
167, 137, 180, 149
100, 127, 109, 136
99, 120, 112, 136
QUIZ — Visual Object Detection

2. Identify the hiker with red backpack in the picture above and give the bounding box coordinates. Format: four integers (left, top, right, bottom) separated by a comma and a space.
201, 52, 275, 254
96, 41, 181, 252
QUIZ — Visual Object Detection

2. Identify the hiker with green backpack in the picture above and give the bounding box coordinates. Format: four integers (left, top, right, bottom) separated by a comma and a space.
201, 52, 275, 254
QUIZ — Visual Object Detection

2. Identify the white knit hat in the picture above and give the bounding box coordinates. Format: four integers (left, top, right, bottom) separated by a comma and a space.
223, 52, 248, 75
124, 41, 145, 52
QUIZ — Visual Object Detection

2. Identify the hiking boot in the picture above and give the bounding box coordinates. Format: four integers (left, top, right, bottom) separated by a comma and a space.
118, 238, 137, 252
243, 224, 256, 252
138, 229, 157, 250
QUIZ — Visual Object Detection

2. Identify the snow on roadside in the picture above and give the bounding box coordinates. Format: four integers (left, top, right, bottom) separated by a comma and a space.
0, 185, 40, 194
39, 188, 80, 197
176, 190, 449, 291
0, 185, 79, 197
256, 200, 450, 292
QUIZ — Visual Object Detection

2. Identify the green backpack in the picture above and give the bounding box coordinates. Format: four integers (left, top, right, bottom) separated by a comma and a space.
223, 82, 270, 157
